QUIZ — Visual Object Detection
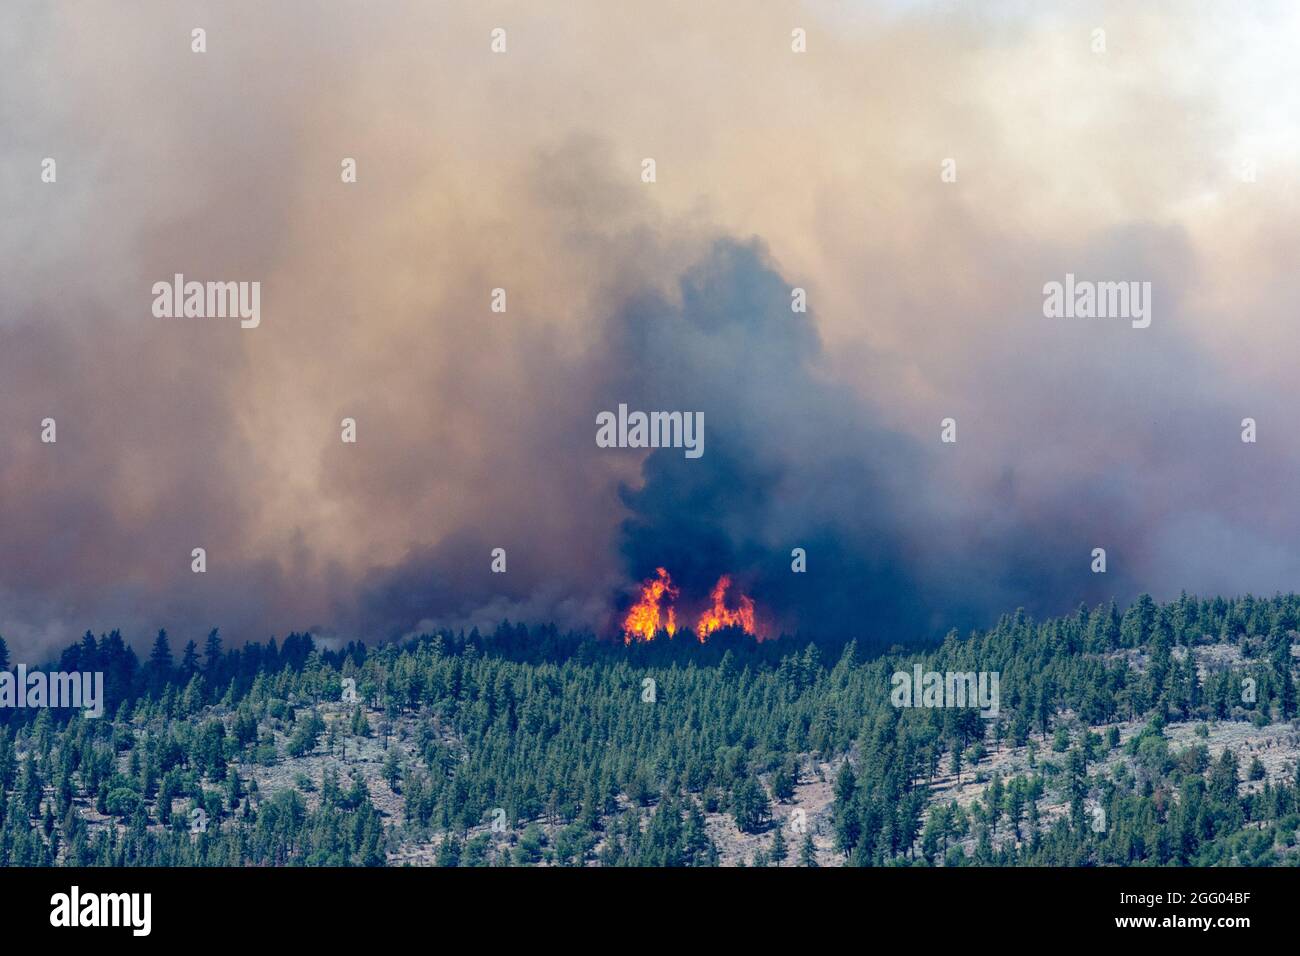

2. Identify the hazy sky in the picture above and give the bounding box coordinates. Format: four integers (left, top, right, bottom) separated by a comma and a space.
3, 1, 1300, 659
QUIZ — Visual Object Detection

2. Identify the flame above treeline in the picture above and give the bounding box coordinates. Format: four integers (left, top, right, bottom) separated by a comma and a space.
622, 567, 758, 643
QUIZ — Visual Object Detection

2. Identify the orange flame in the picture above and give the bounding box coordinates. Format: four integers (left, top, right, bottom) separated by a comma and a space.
694, 574, 757, 640
622, 567, 679, 644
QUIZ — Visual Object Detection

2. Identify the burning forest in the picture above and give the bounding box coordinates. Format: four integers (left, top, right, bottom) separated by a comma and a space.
621, 568, 759, 644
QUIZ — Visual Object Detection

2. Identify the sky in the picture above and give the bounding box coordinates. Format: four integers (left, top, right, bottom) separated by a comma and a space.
3, 0, 1300, 659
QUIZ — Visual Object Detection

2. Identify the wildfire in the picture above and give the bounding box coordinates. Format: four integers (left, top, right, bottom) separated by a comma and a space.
622, 567, 679, 643
694, 574, 756, 640
621, 568, 758, 643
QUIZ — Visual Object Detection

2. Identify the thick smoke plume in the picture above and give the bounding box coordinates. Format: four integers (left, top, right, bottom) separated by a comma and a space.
4, 1, 1300, 657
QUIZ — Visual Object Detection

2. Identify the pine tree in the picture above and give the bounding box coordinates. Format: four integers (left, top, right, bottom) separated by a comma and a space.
731, 776, 771, 834
147, 629, 174, 693
383, 750, 402, 791
180, 640, 199, 679
350, 705, 371, 738
203, 628, 223, 675
770, 825, 788, 866
436, 835, 461, 867
799, 832, 817, 867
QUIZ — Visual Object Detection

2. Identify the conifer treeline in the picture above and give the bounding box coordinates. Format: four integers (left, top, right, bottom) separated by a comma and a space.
0, 591, 1296, 866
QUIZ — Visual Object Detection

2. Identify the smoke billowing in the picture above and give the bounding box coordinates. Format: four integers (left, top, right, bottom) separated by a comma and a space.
4, 1, 1300, 657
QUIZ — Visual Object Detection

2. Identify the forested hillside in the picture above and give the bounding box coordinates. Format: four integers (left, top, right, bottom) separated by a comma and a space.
1, 591, 1298, 866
